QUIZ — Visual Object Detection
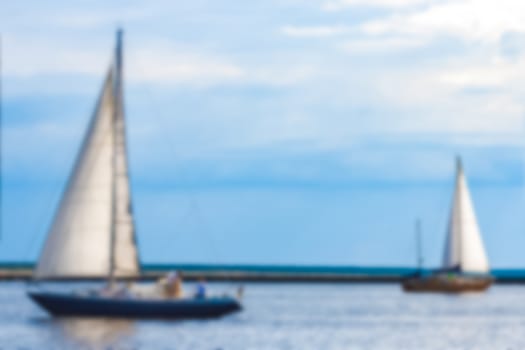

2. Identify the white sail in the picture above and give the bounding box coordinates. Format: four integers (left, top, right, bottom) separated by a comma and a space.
112, 55, 140, 277
35, 33, 139, 279
442, 158, 489, 274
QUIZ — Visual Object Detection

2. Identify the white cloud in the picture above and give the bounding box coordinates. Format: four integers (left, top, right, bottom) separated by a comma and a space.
129, 45, 244, 86
322, 0, 432, 11
1, 2, 158, 30
281, 25, 349, 38
362, 59, 525, 135
361, 0, 525, 43
49, 8, 155, 29
313, 0, 525, 142
3, 35, 107, 77
437, 66, 510, 89
339, 37, 426, 53
5, 33, 321, 92
3, 35, 245, 88
428, 54, 525, 95
4, 0, 525, 159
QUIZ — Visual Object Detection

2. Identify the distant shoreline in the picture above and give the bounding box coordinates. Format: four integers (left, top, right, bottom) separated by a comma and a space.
1, 263, 525, 283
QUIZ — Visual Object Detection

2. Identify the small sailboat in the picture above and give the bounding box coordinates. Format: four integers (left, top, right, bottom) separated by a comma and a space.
28, 30, 242, 318
402, 158, 492, 293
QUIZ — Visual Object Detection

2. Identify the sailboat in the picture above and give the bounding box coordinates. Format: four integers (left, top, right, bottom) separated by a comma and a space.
28, 30, 242, 318
402, 158, 492, 293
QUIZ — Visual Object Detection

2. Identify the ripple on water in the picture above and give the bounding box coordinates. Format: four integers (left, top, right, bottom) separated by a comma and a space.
0, 282, 524, 349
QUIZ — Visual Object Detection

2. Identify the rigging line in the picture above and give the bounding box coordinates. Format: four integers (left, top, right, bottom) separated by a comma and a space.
189, 202, 241, 293
131, 75, 237, 290
114, 63, 140, 276
415, 218, 423, 272
0, 34, 3, 242
131, 54, 240, 293
456, 158, 463, 271
189, 199, 222, 265
440, 163, 456, 270
166, 197, 222, 267
108, 30, 122, 284
134, 78, 223, 265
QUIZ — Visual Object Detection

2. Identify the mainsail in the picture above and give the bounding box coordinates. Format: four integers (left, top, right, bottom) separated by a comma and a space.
35, 31, 139, 279
442, 158, 489, 274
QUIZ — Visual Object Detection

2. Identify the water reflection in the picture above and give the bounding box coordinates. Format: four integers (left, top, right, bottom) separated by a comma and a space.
54, 318, 134, 348
5, 283, 525, 349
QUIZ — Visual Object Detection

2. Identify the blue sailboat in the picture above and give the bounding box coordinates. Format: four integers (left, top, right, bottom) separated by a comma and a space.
28, 30, 242, 318
29, 291, 241, 319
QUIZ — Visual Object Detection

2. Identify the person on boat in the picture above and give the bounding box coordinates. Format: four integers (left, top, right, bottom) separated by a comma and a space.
162, 271, 184, 299
113, 283, 133, 299
98, 282, 131, 299
194, 278, 206, 299
237, 285, 244, 300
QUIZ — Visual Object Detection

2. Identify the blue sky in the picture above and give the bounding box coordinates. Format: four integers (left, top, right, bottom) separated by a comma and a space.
1, 0, 524, 267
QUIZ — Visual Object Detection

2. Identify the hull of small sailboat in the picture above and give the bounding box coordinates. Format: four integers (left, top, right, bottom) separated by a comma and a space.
402, 274, 492, 293
28, 291, 242, 319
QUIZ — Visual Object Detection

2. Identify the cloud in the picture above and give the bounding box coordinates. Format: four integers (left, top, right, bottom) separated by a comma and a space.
500, 31, 525, 60
339, 37, 426, 53
1, 2, 157, 30
3, 0, 524, 184
3, 35, 245, 89
364, 63, 525, 135
322, 0, 432, 11
129, 45, 244, 86
436, 64, 512, 89
4, 0, 525, 268
306, 1, 525, 142
281, 25, 349, 38
4, 32, 321, 95
361, 0, 525, 43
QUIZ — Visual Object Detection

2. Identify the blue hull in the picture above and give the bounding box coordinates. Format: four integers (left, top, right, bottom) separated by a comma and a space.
28, 291, 242, 319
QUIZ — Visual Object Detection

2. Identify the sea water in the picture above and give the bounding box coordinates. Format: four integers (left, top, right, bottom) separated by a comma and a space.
0, 281, 524, 349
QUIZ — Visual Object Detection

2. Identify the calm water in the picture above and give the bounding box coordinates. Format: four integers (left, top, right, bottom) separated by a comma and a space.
1, 281, 525, 349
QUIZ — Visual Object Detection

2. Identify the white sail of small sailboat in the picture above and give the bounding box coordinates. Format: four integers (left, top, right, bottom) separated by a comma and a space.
402, 157, 492, 293
35, 30, 139, 280
28, 30, 242, 318
442, 158, 489, 274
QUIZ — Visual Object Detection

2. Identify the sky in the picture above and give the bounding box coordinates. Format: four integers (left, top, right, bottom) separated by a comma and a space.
1, 0, 525, 267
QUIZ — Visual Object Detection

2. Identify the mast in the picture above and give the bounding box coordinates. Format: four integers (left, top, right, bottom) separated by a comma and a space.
108, 29, 123, 284
455, 156, 462, 272
0, 35, 3, 242
415, 218, 423, 273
